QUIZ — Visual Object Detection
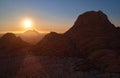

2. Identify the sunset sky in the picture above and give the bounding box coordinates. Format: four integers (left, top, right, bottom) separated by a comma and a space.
0, 0, 120, 33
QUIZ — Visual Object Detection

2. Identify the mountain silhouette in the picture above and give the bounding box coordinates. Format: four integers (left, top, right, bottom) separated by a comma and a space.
32, 11, 120, 72
64, 11, 120, 55
32, 32, 78, 56
20, 30, 45, 44
0, 33, 30, 52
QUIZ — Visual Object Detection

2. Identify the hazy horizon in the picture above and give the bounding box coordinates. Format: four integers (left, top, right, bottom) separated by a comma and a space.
0, 0, 120, 33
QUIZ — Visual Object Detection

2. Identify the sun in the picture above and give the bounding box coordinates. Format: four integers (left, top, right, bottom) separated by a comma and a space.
24, 20, 32, 28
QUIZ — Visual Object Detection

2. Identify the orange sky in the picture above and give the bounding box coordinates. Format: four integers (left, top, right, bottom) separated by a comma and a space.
0, 0, 120, 33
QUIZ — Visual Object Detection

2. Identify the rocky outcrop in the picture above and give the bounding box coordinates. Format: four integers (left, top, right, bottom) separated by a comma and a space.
64, 11, 120, 55
31, 11, 120, 72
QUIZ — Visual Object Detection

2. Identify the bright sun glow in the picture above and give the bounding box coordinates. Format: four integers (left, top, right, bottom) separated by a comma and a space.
24, 20, 32, 28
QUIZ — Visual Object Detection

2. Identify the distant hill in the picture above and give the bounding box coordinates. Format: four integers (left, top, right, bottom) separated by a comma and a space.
0, 33, 31, 52
31, 11, 120, 73
32, 32, 78, 56
20, 30, 45, 44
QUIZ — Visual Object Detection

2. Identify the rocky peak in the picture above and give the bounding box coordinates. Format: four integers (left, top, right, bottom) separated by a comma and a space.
46, 32, 60, 37
1, 33, 16, 40
31, 11, 120, 73
23, 30, 40, 35
0, 33, 31, 52
65, 11, 115, 35
74, 11, 112, 26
